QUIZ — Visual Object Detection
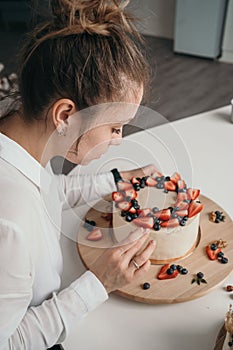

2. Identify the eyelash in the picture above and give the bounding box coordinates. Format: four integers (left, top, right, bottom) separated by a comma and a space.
112, 128, 122, 135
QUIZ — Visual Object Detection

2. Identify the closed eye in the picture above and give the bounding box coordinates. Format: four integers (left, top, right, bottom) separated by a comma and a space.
112, 128, 122, 135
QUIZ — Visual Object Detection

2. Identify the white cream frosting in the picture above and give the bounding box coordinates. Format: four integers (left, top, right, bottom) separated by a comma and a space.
113, 186, 200, 262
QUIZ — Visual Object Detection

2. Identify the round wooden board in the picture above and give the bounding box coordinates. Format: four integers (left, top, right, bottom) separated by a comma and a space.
77, 195, 233, 304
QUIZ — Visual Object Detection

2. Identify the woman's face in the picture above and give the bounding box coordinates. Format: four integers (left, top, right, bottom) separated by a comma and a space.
66, 88, 143, 165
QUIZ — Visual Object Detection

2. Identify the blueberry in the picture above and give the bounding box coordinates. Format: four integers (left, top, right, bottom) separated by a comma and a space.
170, 264, 177, 271
215, 210, 221, 216
166, 268, 174, 275
125, 214, 132, 222
131, 199, 138, 206
121, 210, 127, 217
176, 265, 183, 272
210, 243, 218, 251
183, 216, 188, 221
152, 207, 159, 213
136, 177, 141, 182
173, 206, 180, 211
220, 257, 228, 264
183, 199, 191, 203
165, 176, 170, 181
177, 216, 183, 222
217, 251, 224, 258
181, 268, 188, 275
215, 218, 220, 223
83, 222, 94, 232
171, 213, 178, 218
140, 181, 146, 189
142, 176, 149, 182
134, 204, 140, 210
153, 216, 160, 223
153, 223, 161, 231
155, 182, 164, 189
163, 189, 168, 194
133, 184, 141, 191
131, 213, 138, 219
228, 341, 233, 347
89, 220, 96, 226
155, 176, 161, 182
180, 219, 186, 226
142, 282, 150, 290
168, 206, 173, 212
197, 272, 204, 279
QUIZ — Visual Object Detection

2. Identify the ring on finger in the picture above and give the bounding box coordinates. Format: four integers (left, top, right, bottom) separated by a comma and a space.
131, 258, 140, 270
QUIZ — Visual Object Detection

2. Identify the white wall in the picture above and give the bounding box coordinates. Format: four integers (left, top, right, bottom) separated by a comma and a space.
220, 0, 233, 63
128, 0, 176, 39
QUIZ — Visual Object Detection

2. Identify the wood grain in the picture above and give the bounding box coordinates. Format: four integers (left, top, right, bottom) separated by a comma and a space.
77, 195, 233, 304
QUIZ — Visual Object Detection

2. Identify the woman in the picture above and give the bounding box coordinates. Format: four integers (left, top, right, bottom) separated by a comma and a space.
0, 0, 157, 349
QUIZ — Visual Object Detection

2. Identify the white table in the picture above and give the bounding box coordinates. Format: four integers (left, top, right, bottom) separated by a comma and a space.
61, 105, 233, 350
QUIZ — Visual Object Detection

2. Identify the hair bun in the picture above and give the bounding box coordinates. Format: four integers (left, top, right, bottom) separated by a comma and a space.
50, 0, 134, 35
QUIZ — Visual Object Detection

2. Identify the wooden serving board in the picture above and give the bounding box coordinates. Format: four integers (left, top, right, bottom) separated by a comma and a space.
77, 195, 233, 304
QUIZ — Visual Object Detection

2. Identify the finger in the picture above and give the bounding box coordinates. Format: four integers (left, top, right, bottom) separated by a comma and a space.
113, 228, 150, 254
128, 239, 156, 271
134, 259, 151, 278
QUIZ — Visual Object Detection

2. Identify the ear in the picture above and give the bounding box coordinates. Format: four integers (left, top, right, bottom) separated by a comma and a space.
52, 98, 77, 128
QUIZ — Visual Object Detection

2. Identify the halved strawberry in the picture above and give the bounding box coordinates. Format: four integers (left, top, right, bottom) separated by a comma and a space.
112, 191, 124, 202
177, 180, 186, 190
137, 208, 152, 217
154, 209, 171, 221
145, 176, 157, 187
86, 228, 103, 241
117, 181, 133, 191
177, 192, 188, 202
174, 201, 189, 210
206, 245, 222, 260
170, 172, 181, 184
130, 177, 141, 185
188, 201, 203, 218
164, 180, 176, 191
117, 201, 132, 211
161, 218, 180, 228
187, 188, 200, 201
157, 264, 179, 280
175, 209, 188, 217
128, 207, 137, 214
151, 170, 163, 179
133, 216, 154, 229
124, 188, 137, 201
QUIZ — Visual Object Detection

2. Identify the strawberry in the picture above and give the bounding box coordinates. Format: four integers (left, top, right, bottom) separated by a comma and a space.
137, 208, 152, 217
117, 201, 132, 211
124, 188, 137, 201
117, 181, 133, 191
175, 209, 188, 217
161, 218, 180, 228
177, 179, 186, 190
170, 172, 181, 184
157, 264, 179, 280
133, 216, 154, 229
177, 192, 188, 202
188, 201, 203, 218
112, 191, 124, 202
187, 188, 200, 201
130, 177, 141, 185
164, 180, 176, 191
154, 209, 171, 221
86, 228, 103, 241
174, 201, 189, 210
206, 245, 222, 260
145, 176, 157, 187
128, 207, 137, 214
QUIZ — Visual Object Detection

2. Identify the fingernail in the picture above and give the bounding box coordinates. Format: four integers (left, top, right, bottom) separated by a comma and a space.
150, 239, 156, 245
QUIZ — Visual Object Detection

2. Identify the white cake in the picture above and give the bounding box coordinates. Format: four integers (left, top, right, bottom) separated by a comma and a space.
112, 174, 202, 264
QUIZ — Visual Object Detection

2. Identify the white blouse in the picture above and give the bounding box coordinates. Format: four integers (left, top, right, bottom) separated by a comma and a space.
0, 132, 116, 349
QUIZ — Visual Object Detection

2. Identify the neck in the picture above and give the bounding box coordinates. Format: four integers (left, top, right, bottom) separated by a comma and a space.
0, 113, 54, 166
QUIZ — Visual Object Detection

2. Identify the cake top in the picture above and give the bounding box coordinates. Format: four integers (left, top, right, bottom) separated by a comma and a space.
112, 171, 203, 231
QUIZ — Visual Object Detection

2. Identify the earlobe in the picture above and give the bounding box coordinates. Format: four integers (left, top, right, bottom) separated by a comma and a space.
52, 98, 77, 129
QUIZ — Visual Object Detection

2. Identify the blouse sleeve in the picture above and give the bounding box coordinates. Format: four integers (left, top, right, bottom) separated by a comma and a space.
0, 220, 108, 350
56, 171, 117, 208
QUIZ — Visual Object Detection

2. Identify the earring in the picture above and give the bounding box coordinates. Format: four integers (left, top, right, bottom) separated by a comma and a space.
57, 122, 67, 136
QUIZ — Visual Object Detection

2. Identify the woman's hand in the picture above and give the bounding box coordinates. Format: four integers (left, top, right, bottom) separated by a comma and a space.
89, 228, 156, 294
119, 164, 160, 181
